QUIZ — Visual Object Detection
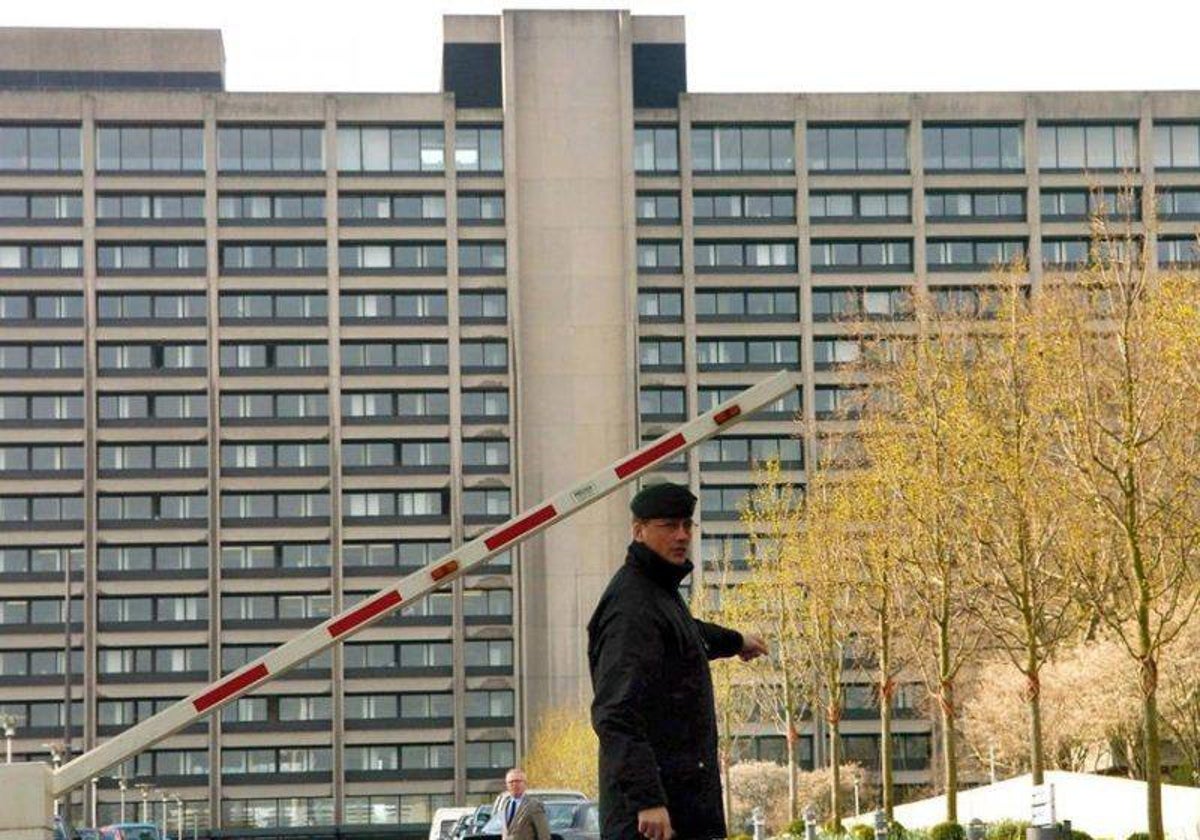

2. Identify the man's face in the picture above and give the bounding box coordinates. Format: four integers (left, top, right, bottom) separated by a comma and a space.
505, 771, 527, 797
633, 517, 693, 565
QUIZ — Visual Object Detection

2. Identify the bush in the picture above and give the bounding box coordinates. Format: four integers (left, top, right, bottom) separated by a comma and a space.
786, 821, 808, 837
852, 826, 875, 840
929, 823, 965, 840
1068, 831, 1092, 840
986, 821, 1029, 840
888, 821, 908, 840
1125, 834, 1150, 840
823, 819, 847, 836
729, 834, 752, 840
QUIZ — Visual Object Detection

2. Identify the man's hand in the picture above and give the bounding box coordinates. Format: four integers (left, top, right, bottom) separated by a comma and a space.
738, 632, 769, 661
637, 806, 674, 840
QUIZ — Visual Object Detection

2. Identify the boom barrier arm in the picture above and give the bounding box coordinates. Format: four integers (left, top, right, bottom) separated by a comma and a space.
52, 369, 797, 796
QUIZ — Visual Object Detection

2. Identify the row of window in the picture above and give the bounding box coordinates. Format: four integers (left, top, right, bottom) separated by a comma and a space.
634, 121, 1200, 173
0, 191, 506, 224
0, 124, 504, 174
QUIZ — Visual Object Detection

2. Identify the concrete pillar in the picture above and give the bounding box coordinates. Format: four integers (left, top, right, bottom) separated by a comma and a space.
0, 763, 54, 840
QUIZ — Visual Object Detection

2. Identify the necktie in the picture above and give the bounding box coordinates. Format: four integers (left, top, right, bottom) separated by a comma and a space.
507, 799, 517, 827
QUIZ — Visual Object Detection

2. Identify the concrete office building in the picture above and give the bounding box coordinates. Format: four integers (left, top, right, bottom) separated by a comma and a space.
1, 9, 1199, 833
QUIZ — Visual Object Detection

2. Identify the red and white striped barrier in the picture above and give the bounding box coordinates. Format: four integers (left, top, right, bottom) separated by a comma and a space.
51, 369, 797, 797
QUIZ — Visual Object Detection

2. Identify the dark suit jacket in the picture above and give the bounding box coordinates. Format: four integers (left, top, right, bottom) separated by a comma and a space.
492, 793, 552, 840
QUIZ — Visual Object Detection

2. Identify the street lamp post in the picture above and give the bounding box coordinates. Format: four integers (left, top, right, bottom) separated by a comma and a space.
174, 796, 184, 840
1, 713, 17, 764
89, 777, 98, 828
117, 775, 128, 823
160, 791, 169, 840
43, 742, 64, 816
853, 770, 861, 816
136, 784, 153, 824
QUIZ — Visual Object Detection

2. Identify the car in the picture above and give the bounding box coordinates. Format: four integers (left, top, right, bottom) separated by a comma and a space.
52, 816, 74, 840
549, 801, 599, 840
75, 830, 102, 840
470, 798, 593, 840
448, 813, 475, 840
429, 807, 476, 840
98, 824, 161, 840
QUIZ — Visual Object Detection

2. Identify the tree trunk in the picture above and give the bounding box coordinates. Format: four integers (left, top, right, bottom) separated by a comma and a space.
879, 599, 895, 821
1141, 650, 1164, 840
829, 706, 842, 825
938, 619, 958, 823
785, 702, 798, 823
1027, 667, 1045, 786
722, 709, 733, 828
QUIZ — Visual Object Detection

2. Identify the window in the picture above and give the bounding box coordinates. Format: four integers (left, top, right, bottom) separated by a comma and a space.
694, 241, 797, 270
1154, 123, 1200, 169
699, 386, 800, 417
812, 338, 864, 369
220, 293, 327, 321
463, 588, 512, 617
342, 390, 449, 423
922, 124, 1023, 171
1041, 189, 1139, 221
1157, 189, 1200, 219
220, 543, 329, 571
700, 485, 752, 518
698, 436, 802, 469
925, 191, 1025, 221
339, 292, 447, 322
694, 289, 798, 320
639, 339, 683, 370
458, 242, 506, 272
220, 493, 330, 522
463, 489, 511, 519
466, 740, 515, 769
0, 393, 83, 424
221, 442, 328, 472
465, 639, 513, 668
808, 125, 907, 172
1038, 124, 1136, 170
99, 442, 207, 472
221, 392, 328, 422
97, 193, 204, 223
0, 545, 82, 575
0, 294, 82, 323
637, 290, 683, 321
462, 439, 509, 470
218, 194, 325, 223
96, 243, 206, 273
0, 125, 81, 172
634, 126, 679, 173
455, 126, 503, 173
343, 541, 450, 570
219, 343, 328, 372
0, 194, 82, 222
99, 646, 207, 675
694, 192, 795, 223
637, 241, 682, 271
931, 286, 1015, 319
342, 490, 446, 520
220, 243, 327, 272
465, 690, 515, 720
339, 194, 446, 223
340, 341, 448, 371
0, 344, 83, 374
460, 291, 507, 321
339, 242, 447, 272
691, 125, 794, 173
98, 493, 207, 523
462, 389, 508, 422
814, 386, 865, 419
98, 343, 206, 373
97, 293, 205, 323
1158, 237, 1200, 268
457, 193, 505, 224
636, 193, 681, 223
461, 340, 508, 371
811, 287, 913, 321
99, 544, 208, 573
696, 338, 799, 369
342, 440, 448, 470
100, 595, 207, 624
640, 388, 685, 421
809, 191, 910, 222
810, 240, 912, 272
926, 239, 1026, 270
98, 125, 203, 172
0, 244, 82, 273
218, 125, 323, 172
0, 444, 83, 475
338, 125, 444, 173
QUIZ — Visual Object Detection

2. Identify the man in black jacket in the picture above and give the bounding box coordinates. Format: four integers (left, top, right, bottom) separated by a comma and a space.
588, 481, 768, 840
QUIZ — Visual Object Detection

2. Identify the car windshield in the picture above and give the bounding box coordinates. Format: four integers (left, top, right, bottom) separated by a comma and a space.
126, 829, 159, 840
545, 802, 582, 830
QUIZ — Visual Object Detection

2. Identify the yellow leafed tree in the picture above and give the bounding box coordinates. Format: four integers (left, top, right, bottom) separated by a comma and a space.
523, 704, 599, 798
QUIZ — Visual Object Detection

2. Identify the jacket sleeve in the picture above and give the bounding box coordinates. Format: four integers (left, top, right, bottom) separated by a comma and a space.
695, 619, 743, 660
589, 602, 667, 812
530, 800, 552, 840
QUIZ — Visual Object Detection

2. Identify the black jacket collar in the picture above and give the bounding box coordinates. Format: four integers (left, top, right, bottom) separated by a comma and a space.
626, 540, 693, 590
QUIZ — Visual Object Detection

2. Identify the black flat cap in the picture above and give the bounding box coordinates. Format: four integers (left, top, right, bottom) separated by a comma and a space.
630, 481, 697, 519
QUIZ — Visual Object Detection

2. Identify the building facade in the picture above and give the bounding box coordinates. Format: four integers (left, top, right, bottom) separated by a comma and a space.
1, 9, 1199, 833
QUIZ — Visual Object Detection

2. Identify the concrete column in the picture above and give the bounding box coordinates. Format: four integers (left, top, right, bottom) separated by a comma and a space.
502, 9, 639, 733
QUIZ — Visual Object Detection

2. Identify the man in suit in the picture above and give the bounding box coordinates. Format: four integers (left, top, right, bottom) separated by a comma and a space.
492, 767, 552, 840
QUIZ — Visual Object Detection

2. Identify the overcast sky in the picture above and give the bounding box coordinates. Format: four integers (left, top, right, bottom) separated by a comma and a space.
5, 0, 1199, 94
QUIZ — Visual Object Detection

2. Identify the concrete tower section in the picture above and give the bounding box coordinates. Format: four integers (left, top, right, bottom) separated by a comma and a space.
444, 9, 684, 735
